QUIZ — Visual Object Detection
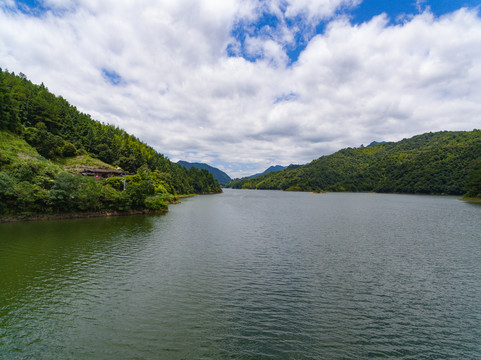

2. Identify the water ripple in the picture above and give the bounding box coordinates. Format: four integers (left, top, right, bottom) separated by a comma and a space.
1, 192, 480, 359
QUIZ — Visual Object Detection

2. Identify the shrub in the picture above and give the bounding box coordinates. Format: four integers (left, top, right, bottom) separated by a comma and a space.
144, 196, 167, 211
105, 176, 124, 191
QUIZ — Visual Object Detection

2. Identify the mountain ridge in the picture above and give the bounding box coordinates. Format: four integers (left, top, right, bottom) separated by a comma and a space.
177, 161, 231, 185
250, 165, 286, 178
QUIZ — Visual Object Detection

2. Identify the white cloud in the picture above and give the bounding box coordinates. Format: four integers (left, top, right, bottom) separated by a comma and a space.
42, 0, 76, 9
0, 2, 480, 177
415, 0, 428, 13
284, 0, 362, 21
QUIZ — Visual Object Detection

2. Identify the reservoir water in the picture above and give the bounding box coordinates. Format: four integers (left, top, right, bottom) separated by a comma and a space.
1, 189, 480, 359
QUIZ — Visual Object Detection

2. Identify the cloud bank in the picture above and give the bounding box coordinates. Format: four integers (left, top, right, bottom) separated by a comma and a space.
0, 1, 480, 177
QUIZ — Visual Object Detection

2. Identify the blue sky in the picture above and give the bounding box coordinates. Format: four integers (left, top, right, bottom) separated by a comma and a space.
1, 0, 481, 177
352, 0, 480, 23
229, 0, 480, 64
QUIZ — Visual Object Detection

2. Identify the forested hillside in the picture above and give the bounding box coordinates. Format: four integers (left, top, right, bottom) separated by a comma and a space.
0, 69, 221, 218
227, 131, 481, 197
177, 161, 232, 185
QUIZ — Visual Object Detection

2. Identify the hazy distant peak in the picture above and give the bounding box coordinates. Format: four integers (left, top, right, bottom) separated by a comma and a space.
250, 165, 286, 178
177, 161, 232, 185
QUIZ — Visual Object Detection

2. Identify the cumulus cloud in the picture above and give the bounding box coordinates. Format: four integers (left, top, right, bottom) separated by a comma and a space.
0, 1, 480, 177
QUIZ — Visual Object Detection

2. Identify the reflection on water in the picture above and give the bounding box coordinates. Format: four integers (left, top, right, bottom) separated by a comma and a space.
1, 190, 480, 359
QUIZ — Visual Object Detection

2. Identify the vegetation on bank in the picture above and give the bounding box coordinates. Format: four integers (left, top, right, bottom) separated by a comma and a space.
463, 167, 481, 200
0, 69, 221, 219
227, 131, 481, 198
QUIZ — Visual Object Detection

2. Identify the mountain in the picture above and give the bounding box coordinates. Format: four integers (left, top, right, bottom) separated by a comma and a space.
0, 69, 221, 219
177, 161, 231, 185
226, 131, 481, 197
250, 165, 286, 178
367, 141, 387, 147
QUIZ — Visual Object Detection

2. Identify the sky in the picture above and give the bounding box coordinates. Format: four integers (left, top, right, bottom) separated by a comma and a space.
1, 0, 480, 178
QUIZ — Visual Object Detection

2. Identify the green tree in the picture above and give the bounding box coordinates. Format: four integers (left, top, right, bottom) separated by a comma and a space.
100, 185, 121, 210
105, 176, 124, 191
465, 168, 481, 198
48, 172, 77, 212
0, 172, 15, 214
0, 74, 20, 132
62, 142, 77, 157
29, 87, 60, 130
74, 177, 103, 211
144, 196, 167, 211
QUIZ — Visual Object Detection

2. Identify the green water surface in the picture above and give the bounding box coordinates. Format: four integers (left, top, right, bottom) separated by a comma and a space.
1, 190, 480, 359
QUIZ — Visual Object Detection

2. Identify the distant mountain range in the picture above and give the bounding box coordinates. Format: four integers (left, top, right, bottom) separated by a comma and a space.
250, 165, 286, 178
177, 161, 232, 185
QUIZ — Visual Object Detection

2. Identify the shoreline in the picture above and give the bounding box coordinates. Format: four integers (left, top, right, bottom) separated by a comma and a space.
461, 197, 481, 203
0, 208, 168, 223
232, 188, 463, 196
0, 192, 221, 224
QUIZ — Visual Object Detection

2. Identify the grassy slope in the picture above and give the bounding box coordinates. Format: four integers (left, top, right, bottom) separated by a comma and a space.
0, 130, 61, 178
57, 154, 117, 173
1, 130, 117, 175
1, 130, 44, 163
